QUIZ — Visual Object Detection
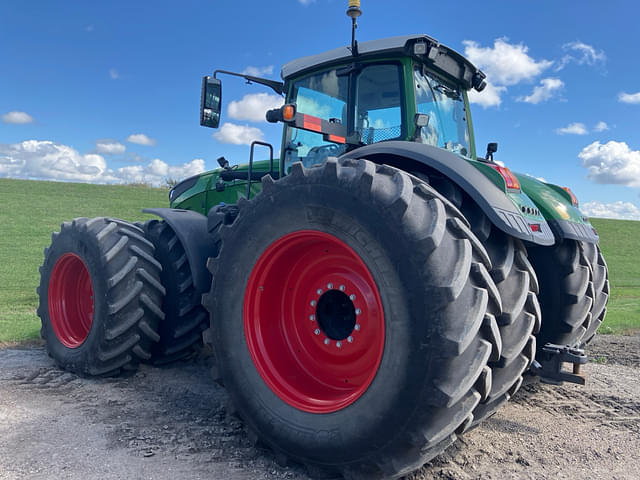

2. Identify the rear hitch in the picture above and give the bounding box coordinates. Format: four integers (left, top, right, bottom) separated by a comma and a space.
530, 343, 588, 386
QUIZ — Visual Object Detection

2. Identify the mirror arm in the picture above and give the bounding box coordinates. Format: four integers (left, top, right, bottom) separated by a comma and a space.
213, 69, 284, 95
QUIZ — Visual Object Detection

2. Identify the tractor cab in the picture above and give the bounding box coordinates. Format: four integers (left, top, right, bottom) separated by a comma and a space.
192, 34, 488, 207
275, 35, 485, 172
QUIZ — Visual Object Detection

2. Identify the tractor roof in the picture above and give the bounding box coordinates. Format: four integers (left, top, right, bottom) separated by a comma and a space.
281, 34, 485, 91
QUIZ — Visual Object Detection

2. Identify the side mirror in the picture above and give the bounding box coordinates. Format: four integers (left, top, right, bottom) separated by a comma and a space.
486, 142, 498, 161
200, 76, 222, 128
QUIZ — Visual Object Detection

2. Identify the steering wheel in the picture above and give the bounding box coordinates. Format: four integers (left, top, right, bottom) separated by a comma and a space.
304, 144, 342, 167
309, 144, 340, 156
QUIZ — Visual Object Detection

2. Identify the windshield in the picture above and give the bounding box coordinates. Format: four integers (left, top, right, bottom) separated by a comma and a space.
284, 63, 404, 170
414, 66, 470, 157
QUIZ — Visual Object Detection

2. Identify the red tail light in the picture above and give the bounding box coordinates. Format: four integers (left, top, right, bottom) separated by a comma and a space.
562, 187, 579, 206
489, 165, 520, 190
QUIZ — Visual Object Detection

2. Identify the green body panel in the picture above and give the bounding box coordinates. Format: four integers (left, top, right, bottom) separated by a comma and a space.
170, 160, 274, 214
514, 173, 591, 227
470, 159, 545, 224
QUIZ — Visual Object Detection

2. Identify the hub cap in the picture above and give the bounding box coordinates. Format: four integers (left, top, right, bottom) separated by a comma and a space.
244, 230, 385, 413
48, 253, 94, 348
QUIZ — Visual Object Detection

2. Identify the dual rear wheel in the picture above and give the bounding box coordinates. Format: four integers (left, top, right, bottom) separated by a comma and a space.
203, 158, 501, 478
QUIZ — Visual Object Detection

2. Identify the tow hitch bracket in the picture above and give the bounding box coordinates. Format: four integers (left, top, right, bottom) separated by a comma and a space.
530, 343, 588, 385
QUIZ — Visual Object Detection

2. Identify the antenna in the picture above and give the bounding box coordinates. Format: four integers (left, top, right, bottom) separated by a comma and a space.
346, 0, 362, 56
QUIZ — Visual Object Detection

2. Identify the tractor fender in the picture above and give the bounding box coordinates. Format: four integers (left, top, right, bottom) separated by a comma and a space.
340, 142, 554, 246
142, 208, 217, 294
514, 174, 600, 244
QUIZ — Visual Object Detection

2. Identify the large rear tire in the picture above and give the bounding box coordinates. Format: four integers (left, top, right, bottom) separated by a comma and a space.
143, 220, 209, 363
37, 217, 164, 376
581, 242, 609, 345
419, 175, 539, 426
528, 240, 608, 349
203, 158, 500, 479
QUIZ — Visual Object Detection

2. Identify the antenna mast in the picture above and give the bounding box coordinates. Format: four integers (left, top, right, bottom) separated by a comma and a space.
346, 0, 362, 56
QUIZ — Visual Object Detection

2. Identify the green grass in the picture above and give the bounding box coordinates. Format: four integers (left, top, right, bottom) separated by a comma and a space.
590, 218, 640, 334
0, 178, 168, 344
0, 178, 638, 344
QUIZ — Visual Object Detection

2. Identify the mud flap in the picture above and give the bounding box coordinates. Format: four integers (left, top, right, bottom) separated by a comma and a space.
530, 343, 588, 385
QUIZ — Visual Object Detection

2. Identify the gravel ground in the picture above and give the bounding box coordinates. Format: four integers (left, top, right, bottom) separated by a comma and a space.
1, 334, 638, 480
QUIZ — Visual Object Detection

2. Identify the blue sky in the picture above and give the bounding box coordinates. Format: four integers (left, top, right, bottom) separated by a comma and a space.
1, 0, 639, 219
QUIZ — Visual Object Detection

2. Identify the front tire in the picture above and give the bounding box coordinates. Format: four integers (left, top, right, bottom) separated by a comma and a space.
203, 158, 499, 478
38, 217, 164, 376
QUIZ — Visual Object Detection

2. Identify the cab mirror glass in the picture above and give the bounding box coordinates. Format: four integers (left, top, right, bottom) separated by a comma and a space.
200, 76, 222, 128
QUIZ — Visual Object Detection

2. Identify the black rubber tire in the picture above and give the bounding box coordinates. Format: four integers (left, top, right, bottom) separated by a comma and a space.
37, 217, 164, 376
203, 158, 500, 479
143, 220, 210, 363
581, 242, 609, 346
423, 175, 539, 426
528, 240, 608, 349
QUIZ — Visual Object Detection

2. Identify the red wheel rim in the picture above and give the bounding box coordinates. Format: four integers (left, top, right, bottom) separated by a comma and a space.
48, 253, 94, 348
244, 230, 385, 413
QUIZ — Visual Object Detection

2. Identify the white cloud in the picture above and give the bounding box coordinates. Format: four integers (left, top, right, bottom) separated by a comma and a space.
126, 133, 156, 146
213, 123, 264, 145
228, 93, 283, 122
463, 38, 552, 87
557, 41, 606, 70
581, 201, 640, 221
298, 0, 315, 5
518, 78, 564, 104
2, 111, 34, 124
556, 122, 588, 135
0, 140, 108, 182
467, 82, 506, 108
110, 158, 205, 185
594, 121, 609, 132
618, 92, 640, 104
95, 139, 126, 155
109, 68, 120, 80
578, 140, 640, 187
0, 139, 205, 186
242, 65, 274, 77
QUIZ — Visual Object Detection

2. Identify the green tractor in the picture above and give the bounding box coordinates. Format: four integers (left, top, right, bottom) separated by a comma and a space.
37, 3, 607, 478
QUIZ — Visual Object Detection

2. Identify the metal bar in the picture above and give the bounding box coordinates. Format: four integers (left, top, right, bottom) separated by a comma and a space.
247, 141, 274, 199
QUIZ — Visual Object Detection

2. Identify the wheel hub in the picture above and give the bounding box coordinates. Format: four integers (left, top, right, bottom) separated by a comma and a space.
316, 289, 356, 341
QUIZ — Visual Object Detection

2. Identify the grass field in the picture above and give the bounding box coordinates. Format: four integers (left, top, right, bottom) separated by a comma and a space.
0, 178, 638, 343
590, 218, 640, 335
0, 178, 168, 344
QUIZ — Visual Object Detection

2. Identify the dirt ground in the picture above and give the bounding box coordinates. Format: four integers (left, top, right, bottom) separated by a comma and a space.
1, 334, 638, 480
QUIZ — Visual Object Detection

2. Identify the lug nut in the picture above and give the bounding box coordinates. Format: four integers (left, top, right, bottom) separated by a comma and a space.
336, 341, 342, 348
349, 294, 356, 301
355, 308, 361, 315
324, 338, 330, 345
354, 324, 361, 331
327, 283, 333, 289
317, 288, 323, 295
339, 285, 345, 291
347, 336, 354, 343
310, 314, 315, 321
314, 328, 320, 335
310, 300, 316, 307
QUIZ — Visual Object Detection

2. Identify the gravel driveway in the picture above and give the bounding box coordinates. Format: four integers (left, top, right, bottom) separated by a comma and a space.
1, 334, 638, 480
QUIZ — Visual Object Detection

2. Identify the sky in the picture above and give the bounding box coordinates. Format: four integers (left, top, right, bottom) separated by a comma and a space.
1, 0, 639, 220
